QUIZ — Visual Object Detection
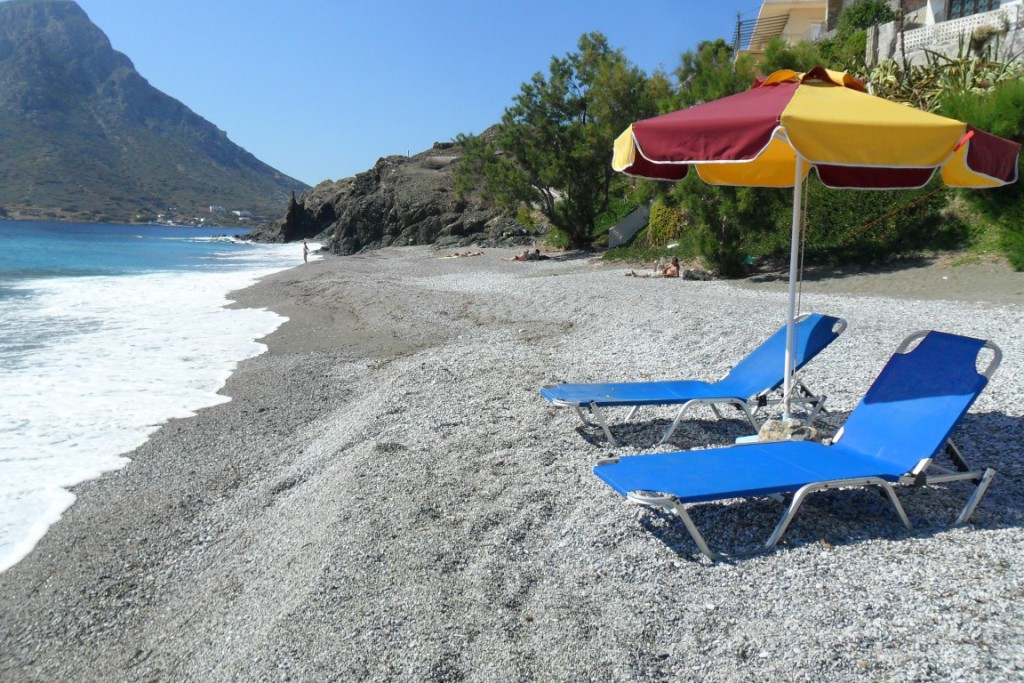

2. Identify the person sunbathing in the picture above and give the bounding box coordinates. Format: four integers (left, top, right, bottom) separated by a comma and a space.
440, 250, 485, 259
663, 256, 680, 277
501, 249, 532, 261
501, 248, 551, 262
626, 257, 680, 278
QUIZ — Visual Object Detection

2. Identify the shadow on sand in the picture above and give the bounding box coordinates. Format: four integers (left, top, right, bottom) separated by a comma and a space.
574, 416, 757, 450
744, 255, 939, 286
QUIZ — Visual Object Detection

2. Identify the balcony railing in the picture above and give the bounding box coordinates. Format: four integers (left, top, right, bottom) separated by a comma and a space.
899, 4, 1022, 53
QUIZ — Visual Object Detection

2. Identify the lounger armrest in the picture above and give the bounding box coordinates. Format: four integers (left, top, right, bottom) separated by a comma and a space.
981, 341, 1002, 379
794, 312, 847, 336
626, 490, 679, 511
896, 331, 930, 355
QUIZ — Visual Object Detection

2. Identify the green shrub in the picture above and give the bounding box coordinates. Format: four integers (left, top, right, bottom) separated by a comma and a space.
646, 199, 683, 247
515, 206, 536, 229
939, 77, 1024, 139
835, 0, 897, 35
939, 78, 1024, 269
545, 228, 570, 249
676, 179, 772, 277
1000, 222, 1024, 270
798, 178, 964, 261
602, 236, 678, 265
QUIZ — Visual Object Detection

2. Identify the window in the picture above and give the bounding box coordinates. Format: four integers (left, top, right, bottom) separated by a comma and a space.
947, 0, 1000, 20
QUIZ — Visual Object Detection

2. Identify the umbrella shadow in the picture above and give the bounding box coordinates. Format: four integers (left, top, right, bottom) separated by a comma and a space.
573, 413, 757, 451
631, 410, 1024, 563
745, 255, 938, 285
545, 250, 595, 262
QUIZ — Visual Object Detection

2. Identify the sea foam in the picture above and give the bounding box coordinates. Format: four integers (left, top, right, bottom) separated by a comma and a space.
0, 242, 312, 572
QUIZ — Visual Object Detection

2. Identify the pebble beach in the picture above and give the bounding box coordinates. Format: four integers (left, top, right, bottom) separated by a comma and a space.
1, 245, 1022, 682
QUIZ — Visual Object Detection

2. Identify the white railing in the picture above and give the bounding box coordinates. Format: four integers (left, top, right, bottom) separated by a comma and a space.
900, 4, 1022, 52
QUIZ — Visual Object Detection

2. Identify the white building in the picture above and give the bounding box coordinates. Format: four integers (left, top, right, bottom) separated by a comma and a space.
738, 1, 1023, 66
867, 0, 1024, 65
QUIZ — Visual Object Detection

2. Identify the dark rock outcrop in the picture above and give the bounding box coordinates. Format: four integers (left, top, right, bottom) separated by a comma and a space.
251, 141, 537, 254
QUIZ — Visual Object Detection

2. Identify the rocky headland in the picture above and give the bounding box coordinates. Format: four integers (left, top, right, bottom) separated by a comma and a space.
250, 139, 537, 254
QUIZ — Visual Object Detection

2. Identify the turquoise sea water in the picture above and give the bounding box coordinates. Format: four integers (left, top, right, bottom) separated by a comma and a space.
0, 221, 309, 572
0, 220, 258, 279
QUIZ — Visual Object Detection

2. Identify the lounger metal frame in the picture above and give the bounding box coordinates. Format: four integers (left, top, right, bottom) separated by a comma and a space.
611, 445, 996, 562
551, 314, 846, 447
599, 333, 1001, 562
567, 377, 827, 447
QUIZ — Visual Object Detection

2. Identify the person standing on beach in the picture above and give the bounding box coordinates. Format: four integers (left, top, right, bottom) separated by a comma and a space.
302, 239, 309, 263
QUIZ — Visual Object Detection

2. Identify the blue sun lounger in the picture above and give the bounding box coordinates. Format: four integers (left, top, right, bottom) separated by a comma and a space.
541, 313, 847, 446
594, 330, 1001, 561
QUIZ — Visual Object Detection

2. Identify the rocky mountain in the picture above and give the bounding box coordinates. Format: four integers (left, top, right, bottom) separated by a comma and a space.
0, 0, 308, 224
251, 140, 535, 254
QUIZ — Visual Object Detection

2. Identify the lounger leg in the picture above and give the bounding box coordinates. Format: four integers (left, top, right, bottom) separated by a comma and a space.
737, 403, 761, 432
630, 490, 806, 562
795, 382, 828, 418
659, 493, 807, 561
673, 505, 726, 562
763, 485, 813, 551
587, 403, 619, 447
625, 406, 640, 421
629, 478, 914, 563
907, 456, 996, 525
765, 478, 912, 550
955, 468, 996, 524
658, 401, 697, 445
573, 406, 597, 427
877, 482, 913, 530
945, 439, 971, 472
806, 394, 827, 422
627, 492, 725, 562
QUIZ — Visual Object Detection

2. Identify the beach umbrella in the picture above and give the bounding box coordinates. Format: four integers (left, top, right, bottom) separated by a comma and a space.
613, 66, 1020, 415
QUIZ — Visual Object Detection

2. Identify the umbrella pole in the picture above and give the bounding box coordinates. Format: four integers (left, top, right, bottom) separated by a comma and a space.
783, 155, 804, 419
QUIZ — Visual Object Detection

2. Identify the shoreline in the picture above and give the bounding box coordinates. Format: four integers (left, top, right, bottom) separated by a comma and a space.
1, 246, 1022, 681
0, 232, 300, 575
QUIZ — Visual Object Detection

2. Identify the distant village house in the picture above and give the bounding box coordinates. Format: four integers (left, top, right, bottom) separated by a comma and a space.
734, 0, 1023, 66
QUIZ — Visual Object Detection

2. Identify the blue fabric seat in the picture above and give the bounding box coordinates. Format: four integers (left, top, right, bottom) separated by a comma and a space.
541, 313, 846, 446
594, 331, 1001, 561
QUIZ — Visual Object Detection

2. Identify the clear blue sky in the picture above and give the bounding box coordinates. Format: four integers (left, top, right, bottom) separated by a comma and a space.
74, 0, 761, 187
